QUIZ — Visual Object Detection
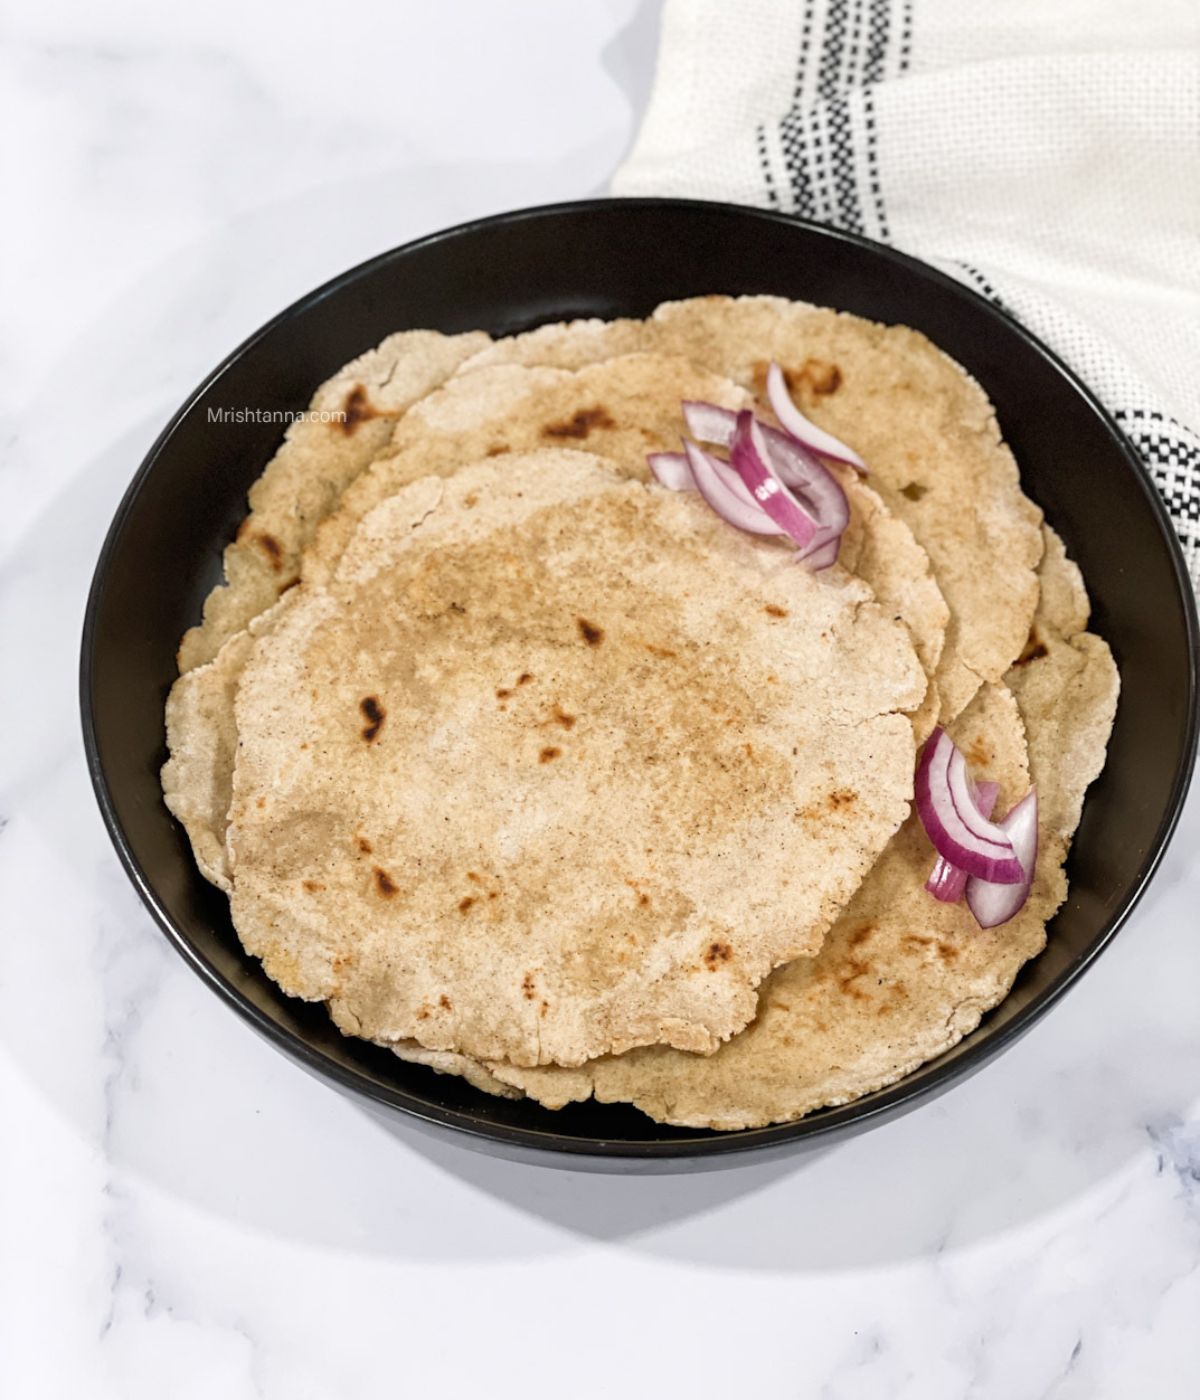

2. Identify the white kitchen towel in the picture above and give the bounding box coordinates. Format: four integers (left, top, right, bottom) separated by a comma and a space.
613, 0, 1200, 588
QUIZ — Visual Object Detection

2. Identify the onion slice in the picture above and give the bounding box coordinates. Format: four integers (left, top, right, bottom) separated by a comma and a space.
662, 402, 849, 565
647, 451, 695, 491
766, 362, 868, 472
915, 729, 1025, 883
760, 428, 849, 541
681, 400, 738, 449
966, 789, 1039, 927
683, 401, 849, 538
728, 411, 819, 548
926, 780, 999, 902
681, 439, 779, 536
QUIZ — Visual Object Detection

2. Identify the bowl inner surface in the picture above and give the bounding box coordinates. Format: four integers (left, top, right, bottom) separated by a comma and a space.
82, 200, 1198, 1165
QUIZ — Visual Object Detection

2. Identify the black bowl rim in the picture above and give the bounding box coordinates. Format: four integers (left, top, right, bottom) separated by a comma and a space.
80, 196, 1200, 1162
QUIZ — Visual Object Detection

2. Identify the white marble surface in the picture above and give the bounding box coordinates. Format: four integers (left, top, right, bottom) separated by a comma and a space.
2, 2, 1199, 1395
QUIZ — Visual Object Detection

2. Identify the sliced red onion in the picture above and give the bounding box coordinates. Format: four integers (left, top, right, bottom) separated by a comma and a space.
683, 402, 849, 541
761, 428, 849, 540
670, 401, 848, 564
729, 411, 819, 549
681, 440, 779, 536
966, 789, 1039, 927
926, 780, 999, 902
647, 451, 695, 491
915, 728, 1025, 883
766, 361, 867, 473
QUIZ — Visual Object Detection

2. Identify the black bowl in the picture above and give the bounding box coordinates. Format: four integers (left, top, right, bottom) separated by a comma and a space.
81, 199, 1199, 1171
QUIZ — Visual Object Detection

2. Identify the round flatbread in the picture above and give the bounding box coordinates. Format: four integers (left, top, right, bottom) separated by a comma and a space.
225, 451, 926, 1068
305, 351, 949, 715
401, 529, 1118, 1125
162, 356, 947, 893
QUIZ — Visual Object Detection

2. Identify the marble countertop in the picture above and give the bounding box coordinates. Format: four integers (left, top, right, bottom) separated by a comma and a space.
3, 2, 1198, 1395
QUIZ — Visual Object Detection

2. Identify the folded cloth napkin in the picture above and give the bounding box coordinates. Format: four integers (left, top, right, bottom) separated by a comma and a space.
614, 0, 1200, 588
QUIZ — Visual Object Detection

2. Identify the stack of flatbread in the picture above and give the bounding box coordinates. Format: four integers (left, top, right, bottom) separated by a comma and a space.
162, 297, 1119, 1129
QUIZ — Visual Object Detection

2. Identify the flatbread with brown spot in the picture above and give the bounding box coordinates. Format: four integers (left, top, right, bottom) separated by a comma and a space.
161, 356, 948, 893
303, 353, 949, 721
457, 296, 1045, 723
484, 682, 1035, 1118
177, 328, 490, 672
404, 531, 1117, 1125
300, 354, 753, 587
226, 451, 926, 1068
